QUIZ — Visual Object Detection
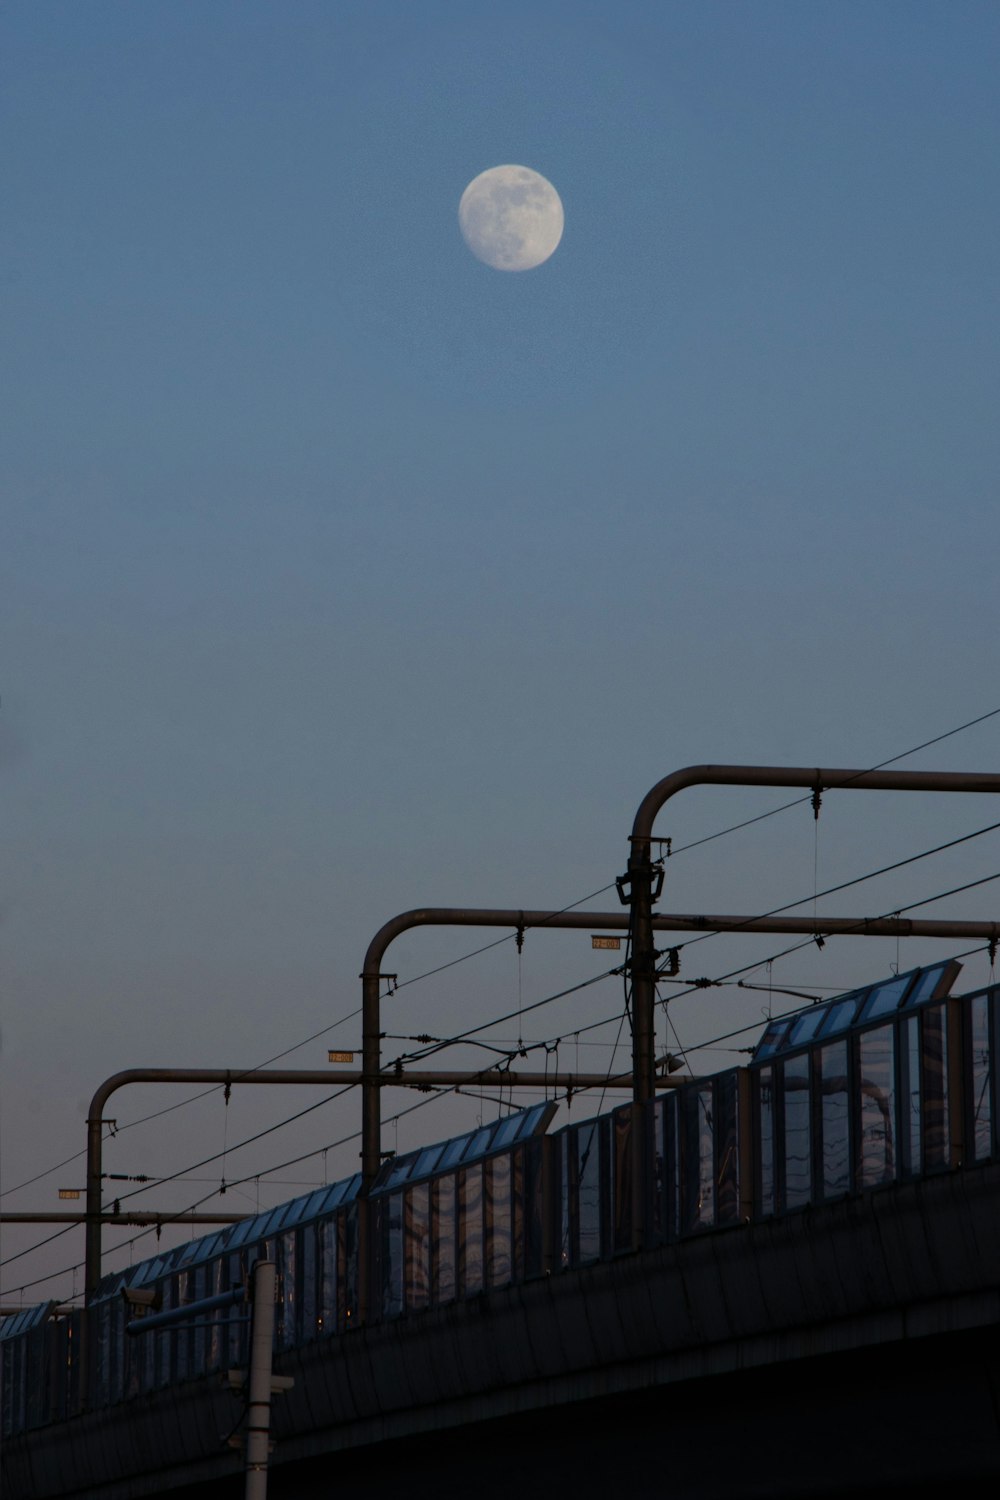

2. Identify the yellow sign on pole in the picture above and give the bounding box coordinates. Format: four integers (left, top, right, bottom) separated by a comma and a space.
328, 1051, 355, 1064
591, 936, 622, 951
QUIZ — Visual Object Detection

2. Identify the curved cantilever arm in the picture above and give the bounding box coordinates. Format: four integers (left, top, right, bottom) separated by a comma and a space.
626, 763, 1000, 1109
361, 907, 623, 1188
358, 896, 1000, 1190
85, 1067, 346, 1303
630, 764, 1000, 845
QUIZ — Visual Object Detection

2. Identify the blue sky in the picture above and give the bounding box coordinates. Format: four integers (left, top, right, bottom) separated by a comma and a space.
3, 1, 1000, 1297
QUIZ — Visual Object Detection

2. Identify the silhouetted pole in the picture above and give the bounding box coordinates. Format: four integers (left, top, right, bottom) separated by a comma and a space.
245, 1258, 277, 1500
85, 1067, 351, 1303
623, 842, 658, 1108
360, 883, 1000, 1202
625, 762, 1000, 1226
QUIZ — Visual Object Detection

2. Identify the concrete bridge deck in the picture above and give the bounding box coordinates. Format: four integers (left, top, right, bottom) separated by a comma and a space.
9, 1157, 1000, 1500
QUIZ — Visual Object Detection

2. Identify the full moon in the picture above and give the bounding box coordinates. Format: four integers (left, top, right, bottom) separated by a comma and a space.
458, 165, 564, 272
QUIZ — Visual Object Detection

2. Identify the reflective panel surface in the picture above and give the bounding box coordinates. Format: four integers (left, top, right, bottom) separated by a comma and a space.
782, 1054, 812, 1210
819, 1040, 850, 1199
858, 1026, 896, 1187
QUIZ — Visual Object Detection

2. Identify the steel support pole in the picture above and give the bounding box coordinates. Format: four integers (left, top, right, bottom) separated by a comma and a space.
85, 1068, 346, 1304
360, 905, 654, 1314
361, 910, 601, 1190
79, 1055, 688, 1304
360, 907, 675, 1193
80, 1057, 674, 1313
627, 764, 1000, 1112
626, 843, 657, 1109
622, 846, 656, 1252
359, 899, 1000, 1195
361, 907, 662, 1194
79, 899, 999, 1301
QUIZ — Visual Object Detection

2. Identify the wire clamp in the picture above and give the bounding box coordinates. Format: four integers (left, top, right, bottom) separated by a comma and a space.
615, 865, 664, 905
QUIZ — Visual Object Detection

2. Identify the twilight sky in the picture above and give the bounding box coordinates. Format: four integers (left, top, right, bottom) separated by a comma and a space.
2, 1, 1000, 1301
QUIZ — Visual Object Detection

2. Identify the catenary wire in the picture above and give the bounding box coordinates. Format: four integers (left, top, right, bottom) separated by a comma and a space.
7, 705, 996, 1209
0, 968, 620, 1285
645, 876, 1000, 1030
662, 816, 1000, 959
663, 704, 1000, 858
384, 820, 1000, 1072
7, 931, 996, 1304
34, 836, 1000, 1238
0, 1008, 364, 1203
6, 707, 1000, 1290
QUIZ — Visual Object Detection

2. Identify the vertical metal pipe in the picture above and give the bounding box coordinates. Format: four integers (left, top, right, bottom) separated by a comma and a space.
627, 842, 657, 1108
244, 1258, 277, 1500
359, 964, 383, 1328
81, 1090, 112, 1407
85, 1108, 105, 1305
361, 967, 382, 1190
626, 762, 1000, 1249
83, 1067, 359, 1301
627, 770, 1000, 1076
626, 843, 655, 1252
